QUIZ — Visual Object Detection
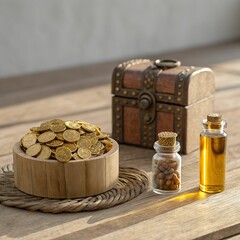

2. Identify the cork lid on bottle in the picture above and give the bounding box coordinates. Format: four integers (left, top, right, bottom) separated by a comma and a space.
207, 113, 222, 123
158, 132, 178, 146
203, 113, 226, 130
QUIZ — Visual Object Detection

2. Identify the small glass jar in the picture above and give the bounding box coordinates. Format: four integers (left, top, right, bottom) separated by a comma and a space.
152, 141, 181, 194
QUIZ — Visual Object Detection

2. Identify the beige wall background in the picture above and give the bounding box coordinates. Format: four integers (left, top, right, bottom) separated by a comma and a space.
0, 0, 240, 78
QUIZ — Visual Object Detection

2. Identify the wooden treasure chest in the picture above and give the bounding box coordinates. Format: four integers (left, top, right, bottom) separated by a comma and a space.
111, 59, 215, 154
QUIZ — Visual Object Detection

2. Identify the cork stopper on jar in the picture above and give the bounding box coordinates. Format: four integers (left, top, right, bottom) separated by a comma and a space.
207, 113, 222, 123
158, 132, 178, 146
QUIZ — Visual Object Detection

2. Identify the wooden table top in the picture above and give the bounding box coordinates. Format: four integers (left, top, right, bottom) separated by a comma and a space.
1, 40, 240, 240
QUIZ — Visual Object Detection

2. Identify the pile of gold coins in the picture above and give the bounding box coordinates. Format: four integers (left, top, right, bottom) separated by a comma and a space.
20, 119, 113, 163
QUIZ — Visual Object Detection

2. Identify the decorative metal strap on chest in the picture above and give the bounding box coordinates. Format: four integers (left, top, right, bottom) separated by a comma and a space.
139, 59, 181, 124
139, 59, 181, 147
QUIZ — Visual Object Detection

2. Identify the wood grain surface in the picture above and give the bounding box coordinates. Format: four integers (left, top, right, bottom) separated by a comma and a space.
1, 40, 240, 239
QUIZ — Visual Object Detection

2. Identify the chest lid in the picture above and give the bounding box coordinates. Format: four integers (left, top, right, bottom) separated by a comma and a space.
112, 59, 215, 106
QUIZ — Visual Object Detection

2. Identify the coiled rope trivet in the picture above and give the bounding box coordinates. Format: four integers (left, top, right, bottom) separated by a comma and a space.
0, 164, 149, 213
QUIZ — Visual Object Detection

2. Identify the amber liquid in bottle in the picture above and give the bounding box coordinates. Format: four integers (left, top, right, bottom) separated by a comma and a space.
200, 134, 227, 193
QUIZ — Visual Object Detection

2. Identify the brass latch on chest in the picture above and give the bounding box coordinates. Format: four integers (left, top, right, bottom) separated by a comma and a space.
138, 91, 156, 124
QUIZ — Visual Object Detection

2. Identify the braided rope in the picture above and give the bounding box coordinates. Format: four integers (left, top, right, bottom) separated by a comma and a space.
0, 164, 149, 213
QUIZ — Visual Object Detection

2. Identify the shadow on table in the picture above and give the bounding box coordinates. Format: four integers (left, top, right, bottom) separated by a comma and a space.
52, 187, 209, 240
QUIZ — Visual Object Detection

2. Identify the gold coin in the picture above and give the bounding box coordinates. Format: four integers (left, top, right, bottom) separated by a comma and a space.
56, 132, 64, 141
30, 121, 51, 133
101, 139, 113, 152
46, 139, 64, 148
97, 132, 109, 139
81, 123, 96, 132
37, 145, 51, 160
65, 121, 81, 130
29, 131, 40, 137
30, 127, 39, 132
62, 143, 77, 152
55, 147, 72, 163
93, 124, 101, 131
40, 121, 52, 129
30, 126, 46, 133
95, 127, 101, 135
74, 120, 88, 125
78, 128, 86, 135
38, 131, 56, 143
96, 141, 105, 150
50, 119, 65, 125
77, 148, 91, 159
77, 138, 91, 149
50, 123, 66, 133
63, 129, 80, 142
26, 143, 42, 157
72, 152, 81, 160
90, 145, 100, 155
37, 122, 51, 132
22, 133, 37, 148
88, 134, 99, 145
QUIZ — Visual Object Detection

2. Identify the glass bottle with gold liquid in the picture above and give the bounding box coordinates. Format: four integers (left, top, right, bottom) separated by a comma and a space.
200, 113, 227, 193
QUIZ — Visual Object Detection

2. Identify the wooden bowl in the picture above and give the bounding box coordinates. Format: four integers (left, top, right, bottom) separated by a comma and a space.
13, 139, 119, 199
